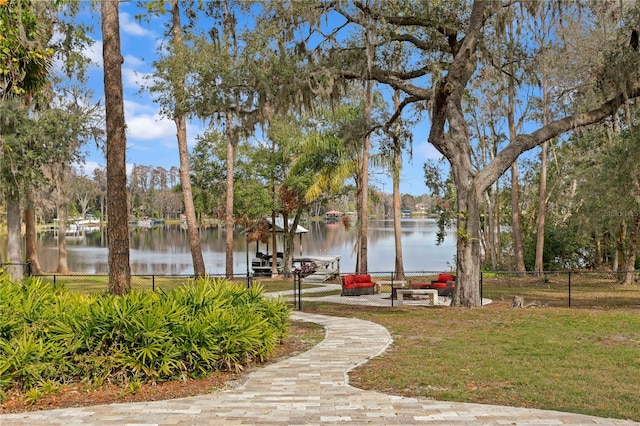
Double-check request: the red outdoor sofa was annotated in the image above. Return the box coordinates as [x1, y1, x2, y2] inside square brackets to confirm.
[410, 273, 456, 296]
[341, 274, 376, 296]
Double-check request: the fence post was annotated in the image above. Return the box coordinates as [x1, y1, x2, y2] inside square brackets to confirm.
[293, 270, 302, 311]
[152, 275, 155, 292]
[298, 270, 302, 310]
[293, 271, 297, 309]
[568, 271, 571, 308]
[480, 272, 483, 302]
[390, 272, 395, 307]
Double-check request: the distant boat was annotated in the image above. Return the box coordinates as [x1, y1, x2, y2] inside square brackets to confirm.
[137, 216, 165, 228]
[52, 216, 101, 235]
[76, 215, 100, 227]
[53, 223, 97, 240]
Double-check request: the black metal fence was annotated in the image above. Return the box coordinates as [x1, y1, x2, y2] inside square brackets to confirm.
[0, 262, 32, 277]
[3, 263, 639, 310]
[482, 270, 640, 309]
[290, 270, 640, 310]
[26, 273, 253, 294]
[294, 270, 455, 309]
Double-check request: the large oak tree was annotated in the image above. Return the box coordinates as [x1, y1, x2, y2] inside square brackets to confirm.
[268, 0, 640, 307]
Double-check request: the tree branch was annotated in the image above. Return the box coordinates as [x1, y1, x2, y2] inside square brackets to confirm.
[429, 1, 489, 151]
[339, 66, 433, 100]
[389, 33, 434, 52]
[476, 85, 640, 193]
[382, 95, 423, 135]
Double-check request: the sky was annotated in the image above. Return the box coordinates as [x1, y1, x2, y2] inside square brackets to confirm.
[77, 3, 443, 197]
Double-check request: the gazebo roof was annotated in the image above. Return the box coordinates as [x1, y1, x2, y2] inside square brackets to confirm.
[266, 217, 309, 234]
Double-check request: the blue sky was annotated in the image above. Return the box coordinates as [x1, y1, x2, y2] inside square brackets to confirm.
[77, 3, 441, 197]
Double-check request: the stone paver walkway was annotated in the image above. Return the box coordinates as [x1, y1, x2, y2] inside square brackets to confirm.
[1, 312, 637, 425]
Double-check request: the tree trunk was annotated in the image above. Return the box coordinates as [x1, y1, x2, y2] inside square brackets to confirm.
[357, 28, 374, 274]
[535, 77, 551, 277]
[170, 0, 205, 278]
[623, 215, 639, 285]
[483, 190, 498, 270]
[482, 100, 500, 271]
[615, 222, 626, 281]
[354, 176, 362, 273]
[450, 179, 482, 308]
[534, 140, 548, 275]
[593, 228, 602, 268]
[24, 188, 42, 274]
[56, 202, 70, 274]
[426, 2, 486, 307]
[102, 0, 131, 295]
[225, 114, 234, 278]
[282, 210, 302, 279]
[391, 90, 405, 280]
[6, 192, 24, 281]
[357, 149, 369, 274]
[176, 116, 205, 278]
[444, 91, 484, 308]
[510, 163, 526, 272]
[100, 195, 105, 227]
[221, 0, 236, 279]
[392, 163, 404, 280]
[507, 71, 526, 272]
[271, 210, 278, 276]
[358, 93, 372, 274]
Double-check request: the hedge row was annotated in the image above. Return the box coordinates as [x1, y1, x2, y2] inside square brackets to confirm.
[0, 275, 290, 397]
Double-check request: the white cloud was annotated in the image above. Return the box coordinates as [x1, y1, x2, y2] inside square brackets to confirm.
[84, 39, 104, 69]
[122, 66, 151, 89]
[124, 54, 146, 68]
[416, 141, 443, 161]
[74, 160, 104, 177]
[123, 98, 155, 115]
[120, 12, 155, 38]
[126, 112, 175, 142]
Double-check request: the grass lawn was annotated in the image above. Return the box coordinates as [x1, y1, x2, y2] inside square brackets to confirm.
[27, 273, 640, 421]
[303, 300, 640, 422]
[33, 274, 322, 294]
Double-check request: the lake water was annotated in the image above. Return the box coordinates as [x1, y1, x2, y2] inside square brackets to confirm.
[26, 218, 456, 275]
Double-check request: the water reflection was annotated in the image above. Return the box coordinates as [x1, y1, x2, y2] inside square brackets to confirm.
[14, 218, 456, 275]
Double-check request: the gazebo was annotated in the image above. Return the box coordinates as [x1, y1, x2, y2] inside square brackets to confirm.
[245, 217, 309, 277]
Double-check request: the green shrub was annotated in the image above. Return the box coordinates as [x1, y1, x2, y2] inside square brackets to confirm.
[0, 273, 291, 393]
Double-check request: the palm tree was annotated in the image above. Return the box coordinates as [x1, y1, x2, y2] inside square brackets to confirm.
[303, 102, 370, 274]
[376, 89, 410, 281]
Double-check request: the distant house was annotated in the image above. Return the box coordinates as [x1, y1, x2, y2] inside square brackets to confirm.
[415, 202, 428, 213]
[325, 210, 342, 223]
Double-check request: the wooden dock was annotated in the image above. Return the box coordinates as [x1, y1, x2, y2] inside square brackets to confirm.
[295, 255, 341, 283]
